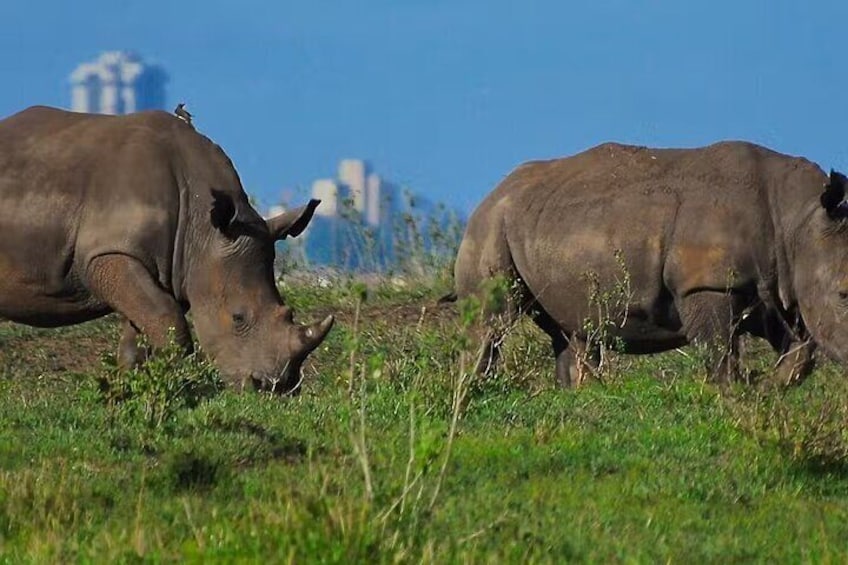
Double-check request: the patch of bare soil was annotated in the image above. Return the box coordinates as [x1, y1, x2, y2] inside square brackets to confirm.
[0, 320, 119, 377]
[0, 299, 460, 378]
[309, 297, 458, 329]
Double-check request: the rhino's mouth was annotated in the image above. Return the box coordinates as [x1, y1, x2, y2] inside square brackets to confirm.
[250, 361, 304, 395]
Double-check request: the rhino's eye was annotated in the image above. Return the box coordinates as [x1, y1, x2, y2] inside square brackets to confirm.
[232, 312, 248, 328]
[839, 291, 848, 302]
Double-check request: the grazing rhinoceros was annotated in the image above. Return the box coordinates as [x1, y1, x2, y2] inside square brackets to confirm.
[0, 106, 333, 392]
[453, 141, 848, 387]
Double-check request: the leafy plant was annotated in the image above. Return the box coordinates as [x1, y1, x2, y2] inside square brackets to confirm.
[97, 333, 223, 431]
[579, 249, 633, 383]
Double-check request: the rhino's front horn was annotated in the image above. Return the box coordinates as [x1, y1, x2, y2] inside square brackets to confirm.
[301, 315, 335, 353]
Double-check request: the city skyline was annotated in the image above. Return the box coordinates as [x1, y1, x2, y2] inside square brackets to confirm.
[270, 157, 454, 269]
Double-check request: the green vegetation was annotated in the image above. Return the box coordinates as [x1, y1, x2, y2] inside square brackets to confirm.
[1, 278, 848, 562]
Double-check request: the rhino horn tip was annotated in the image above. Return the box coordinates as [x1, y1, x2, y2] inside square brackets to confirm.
[302, 315, 334, 351]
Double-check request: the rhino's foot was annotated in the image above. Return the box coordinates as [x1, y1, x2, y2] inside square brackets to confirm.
[678, 291, 746, 386]
[706, 356, 741, 386]
[770, 340, 816, 388]
[473, 329, 503, 376]
[117, 317, 148, 369]
[700, 339, 742, 385]
[553, 335, 598, 388]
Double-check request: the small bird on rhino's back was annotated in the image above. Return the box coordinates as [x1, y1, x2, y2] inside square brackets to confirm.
[174, 102, 193, 126]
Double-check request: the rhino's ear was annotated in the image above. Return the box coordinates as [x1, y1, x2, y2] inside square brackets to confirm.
[210, 189, 237, 231]
[211, 189, 268, 238]
[267, 199, 321, 240]
[821, 169, 848, 219]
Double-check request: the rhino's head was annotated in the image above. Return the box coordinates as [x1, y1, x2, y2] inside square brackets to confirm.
[793, 169, 848, 363]
[185, 190, 334, 393]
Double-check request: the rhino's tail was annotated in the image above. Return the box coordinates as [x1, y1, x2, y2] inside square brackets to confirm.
[438, 291, 458, 304]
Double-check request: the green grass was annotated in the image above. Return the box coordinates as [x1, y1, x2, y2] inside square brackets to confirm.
[1, 281, 848, 562]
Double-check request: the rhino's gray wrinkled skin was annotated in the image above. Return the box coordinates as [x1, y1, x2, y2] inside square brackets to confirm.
[455, 141, 848, 387]
[0, 106, 333, 392]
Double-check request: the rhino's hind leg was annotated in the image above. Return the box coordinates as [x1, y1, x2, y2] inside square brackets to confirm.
[531, 308, 597, 388]
[678, 291, 742, 384]
[548, 333, 600, 388]
[474, 329, 502, 375]
[467, 280, 525, 378]
[87, 255, 193, 357]
[471, 303, 521, 376]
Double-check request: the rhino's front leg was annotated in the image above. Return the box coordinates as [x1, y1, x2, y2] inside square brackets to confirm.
[532, 309, 597, 388]
[87, 255, 193, 359]
[117, 317, 145, 369]
[558, 335, 600, 388]
[773, 338, 816, 387]
[679, 291, 741, 384]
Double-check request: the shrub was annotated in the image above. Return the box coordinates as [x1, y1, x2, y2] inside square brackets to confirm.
[97, 335, 223, 431]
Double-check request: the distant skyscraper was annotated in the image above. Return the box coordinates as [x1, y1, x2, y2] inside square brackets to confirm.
[273, 159, 442, 269]
[269, 158, 466, 270]
[365, 172, 391, 226]
[306, 159, 402, 226]
[69, 51, 167, 115]
[311, 179, 342, 217]
[338, 159, 367, 212]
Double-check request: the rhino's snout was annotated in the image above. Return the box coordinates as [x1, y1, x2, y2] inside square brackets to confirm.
[244, 314, 334, 394]
[251, 359, 304, 395]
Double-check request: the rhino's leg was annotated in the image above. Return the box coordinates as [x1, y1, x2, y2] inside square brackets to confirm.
[678, 291, 741, 383]
[473, 328, 502, 375]
[773, 337, 816, 387]
[550, 335, 601, 388]
[87, 255, 193, 356]
[117, 317, 145, 369]
[564, 336, 600, 387]
[551, 331, 573, 387]
[531, 308, 597, 388]
[470, 285, 524, 377]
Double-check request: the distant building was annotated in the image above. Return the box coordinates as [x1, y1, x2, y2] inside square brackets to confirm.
[270, 159, 462, 271]
[310, 159, 404, 227]
[305, 159, 403, 268]
[69, 51, 167, 114]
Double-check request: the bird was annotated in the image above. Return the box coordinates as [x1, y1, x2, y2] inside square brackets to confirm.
[174, 103, 193, 125]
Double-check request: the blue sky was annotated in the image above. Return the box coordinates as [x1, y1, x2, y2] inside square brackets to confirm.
[1, 1, 846, 214]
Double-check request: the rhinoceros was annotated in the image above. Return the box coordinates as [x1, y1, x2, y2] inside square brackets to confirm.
[0, 106, 333, 391]
[453, 141, 848, 387]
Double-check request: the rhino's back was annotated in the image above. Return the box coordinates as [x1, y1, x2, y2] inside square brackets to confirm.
[500, 140, 788, 201]
[0, 107, 189, 324]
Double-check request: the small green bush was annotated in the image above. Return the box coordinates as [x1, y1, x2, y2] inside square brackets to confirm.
[97, 335, 223, 431]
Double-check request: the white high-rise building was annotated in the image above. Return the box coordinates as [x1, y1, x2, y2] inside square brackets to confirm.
[366, 172, 399, 227]
[311, 179, 342, 217]
[69, 51, 167, 115]
[310, 159, 400, 225]
[338, 159, 367, 212]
